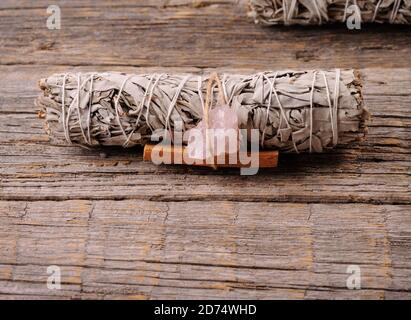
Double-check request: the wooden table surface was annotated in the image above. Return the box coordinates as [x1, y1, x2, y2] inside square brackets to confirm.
[0, 0, 410, 299]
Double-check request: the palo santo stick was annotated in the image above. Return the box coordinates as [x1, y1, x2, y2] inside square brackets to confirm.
[143, 144, 278, 168]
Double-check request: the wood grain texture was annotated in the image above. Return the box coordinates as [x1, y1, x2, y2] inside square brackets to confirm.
[0, 200, 410, 299]
[0, 0, 410, 69]
[0, 0, 410, 299]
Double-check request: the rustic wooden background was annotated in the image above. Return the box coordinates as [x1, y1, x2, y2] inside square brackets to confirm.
[0, 0, 410, 299]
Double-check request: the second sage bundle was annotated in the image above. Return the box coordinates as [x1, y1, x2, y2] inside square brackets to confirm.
[249, 0, 411, 25]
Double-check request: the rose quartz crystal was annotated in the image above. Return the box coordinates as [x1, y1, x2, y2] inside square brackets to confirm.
[187, 105, 240, 160]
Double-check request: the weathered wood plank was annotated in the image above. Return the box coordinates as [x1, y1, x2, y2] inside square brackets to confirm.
[0, 1, 410, 68]
[1, 172, 409, 203]
[0, 200, 410, 299]
[0, 66, 408, 204]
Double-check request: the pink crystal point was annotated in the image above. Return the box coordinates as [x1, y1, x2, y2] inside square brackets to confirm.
[187, 104, 240, 160]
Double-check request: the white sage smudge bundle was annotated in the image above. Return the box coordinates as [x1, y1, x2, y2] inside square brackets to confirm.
[249, 0, 411, 25]
[36, 70, 367, 153]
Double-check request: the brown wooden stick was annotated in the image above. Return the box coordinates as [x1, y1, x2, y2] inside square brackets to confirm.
[143, 144, 278, 168]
